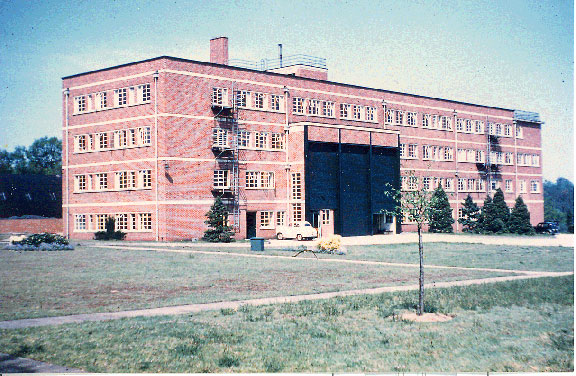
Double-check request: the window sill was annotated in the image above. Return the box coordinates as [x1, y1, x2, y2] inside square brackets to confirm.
[245, 187, 275, 190]
[73, 144, 151, 154]
[74, 187, 153, 194]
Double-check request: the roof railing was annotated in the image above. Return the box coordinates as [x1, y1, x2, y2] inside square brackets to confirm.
[229, 54, 327, 71]
[514, 110, 541, 123]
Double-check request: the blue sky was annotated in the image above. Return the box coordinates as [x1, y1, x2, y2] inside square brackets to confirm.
[0, 0, 573, 182]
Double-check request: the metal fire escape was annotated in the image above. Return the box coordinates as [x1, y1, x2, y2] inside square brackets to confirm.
[211, 85, 241, 231]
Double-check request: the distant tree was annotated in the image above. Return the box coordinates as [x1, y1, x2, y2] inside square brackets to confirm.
[491, 188, 510, 233]
[544, 178, 574, 232]
[203, 197, 235, 242]
[459, 195, 481, 233]
[0, 137, 61, 175]
[508, 196, 535, 235]
[428, 186, 454, 233]
[382, 172, 441, 315]
[567, 211, 574, 234]
[27, 137, 62, 174]
[0, 150, 12, 173]
[479, 195, 506, 234]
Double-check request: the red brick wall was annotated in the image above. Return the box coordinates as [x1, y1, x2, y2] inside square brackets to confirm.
[0, 219, 63, 234]
[61, 55, 544, 239]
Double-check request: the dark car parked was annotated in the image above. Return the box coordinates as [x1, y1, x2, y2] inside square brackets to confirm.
[534, 221, 560, 234]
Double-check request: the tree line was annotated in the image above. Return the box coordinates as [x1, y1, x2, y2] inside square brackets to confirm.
[0, 137, 62, 175]
[543, 178, 574, 233]
[426, 186, 536, 235]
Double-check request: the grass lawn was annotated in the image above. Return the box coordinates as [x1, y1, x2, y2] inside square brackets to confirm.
[0, 246, 510, 321]
[108, 241, 574, 272]
[0, 276, 572, 372]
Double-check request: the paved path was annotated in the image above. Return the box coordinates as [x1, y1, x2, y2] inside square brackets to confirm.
[93, 244, 565, 276]
[0, 353, 83, 373]
[90, 233, 574, 248]
[1, 271, 571, 330]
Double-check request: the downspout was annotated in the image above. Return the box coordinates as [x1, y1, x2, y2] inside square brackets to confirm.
[284, 86, 290, 222]
[513, 119, 518, 198]
[64, 88, 70, 238]
[153, 71, 160, 241]
[453, 110, 459, 231]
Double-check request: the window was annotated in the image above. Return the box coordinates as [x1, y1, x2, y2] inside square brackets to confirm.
[116, 214, 128, 230]
[212, 87, 227, 106]
[441, 116, 452, 130]
[74, 96, 86, 113]
[75, 215, 86, 230]
[270, 94, 282, 111]
[444, 178, 454, 192]
[259, 211, 273, 229]
[271, 133, 284, 150]
[75, 175, 87, 192]
[253, 92, 265, 109]
[407, 112, 417, 126]
[352, 105, 362, 120]
[95, 92, 107, 110]
[254, 132, 268, 149]
[423, 177, 431, 191]
[292, 203, 303, 222]
[276, 211, 286, 227]
[422, 114, 431, 128]
[75, 135, 87, 152]
[422, 145, 431, 160]
[138, 127, 151, 145]
[116, 171, 129, 189]
[291, 173, 302, 200]
[516, 125, 523, 139]
[519, 180, 527, 193]
[386, 109, 394, 124]
[96, 214, 108, 231]
[246, 171, 274, 189]
[475, 150, 485, 163]
[465, 119, 472, 133]
[96, 173, 108, 190]
[488, 122, 495, 135]
[395, 111, 404, 125]
[504, 124, 512, 137]
[495, 123, 502, 136]
[456, 118, 464, 132]
[366, 107, 375, 121]
[319, 209, 331, 225]
[115, 88, 127, 106]
[213, 170, 230, 189]
[140, 170, 152, 188]
[530, 180, 540, 193]
[458, 178, 465, 192]
[323, 101, 335, 117]
[490, 180, 499, 191]
[444, 147, 454, 161]
[505, 180, 513, 192]
[308, 99, 320, 115]
[505, 152, 513, 165]
[467, 179, 475, 191]
[399, 143, 407, 158]
[212, 128, 229, 148]
[532, 154, 540, 167]
[475, 120, 484, 134]
[139, 213, 152, 230]
[236, 90, 247, 107]
[137, 84, 151, 103]
[407, 144, 418, 159]
[293, 97, 304, 114]
[113, 130, 125, 148]
[340, 103, 351, 119]
[407, 176, 418, 191]
[238, 130, 251, 147]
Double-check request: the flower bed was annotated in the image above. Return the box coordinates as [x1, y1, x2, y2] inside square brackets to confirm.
[4, 233, 74, 251]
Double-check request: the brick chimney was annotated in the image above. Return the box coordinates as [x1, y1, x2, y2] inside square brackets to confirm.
[210, 37, 228, 65]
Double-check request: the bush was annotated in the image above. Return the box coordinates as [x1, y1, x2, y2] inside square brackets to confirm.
[4, 233, 74, 251]
[94, 217, 126, 240]
[316, 234, 347, 255]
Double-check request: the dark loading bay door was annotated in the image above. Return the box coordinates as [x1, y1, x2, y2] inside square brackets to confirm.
[246, 211, 257, 239]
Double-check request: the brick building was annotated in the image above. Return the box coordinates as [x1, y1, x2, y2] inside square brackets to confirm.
[62, 37, 543, 240]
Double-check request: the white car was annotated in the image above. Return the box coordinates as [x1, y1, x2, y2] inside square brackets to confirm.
[276, 221, 318, 241]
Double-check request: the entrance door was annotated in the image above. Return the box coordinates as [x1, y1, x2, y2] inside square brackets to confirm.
[246, 212, 257, 239]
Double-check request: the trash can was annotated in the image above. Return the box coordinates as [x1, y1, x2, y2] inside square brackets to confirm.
[250, 237, 265, 252]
